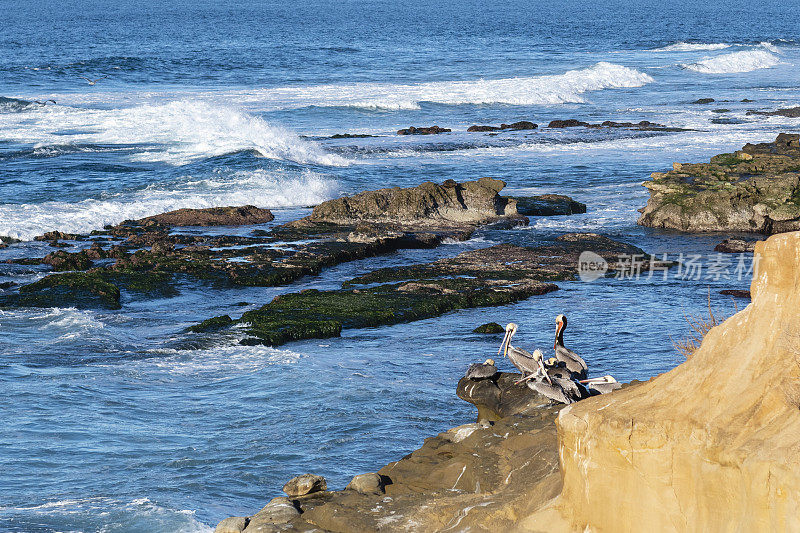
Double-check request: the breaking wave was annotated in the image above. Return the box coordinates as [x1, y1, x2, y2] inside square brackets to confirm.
[651, 42, 730, 52]
[683, 49, 781, 73]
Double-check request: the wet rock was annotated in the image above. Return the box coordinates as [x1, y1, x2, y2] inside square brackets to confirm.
[473, 322, 504, 334]
[500, 120, 538, 130]
[746, 106, 800, 118]
[714, 238, 759, 253]
[346, 473, 385, 494]
[300, 177, 520, 227]
[467, 124, 502, 132]
[638, 133, 800, 233]
[139, 205, 274, 227]
[214, 516, 248, 533]
[692, 98, 715, 104]
[720, 289, 750, 298]
[548, 119, 590, 128]
[2, 272, 121, 310]
[328, 133, 376, 139]
[396, 125, 451, 135]
[42, 250, 92, 271]
[34, 231, 79, 242]
[514, 194, 587, 216]
[187, 314, 233, 333]
[712, 108, 731, 113]
[283, 474, 327, 497]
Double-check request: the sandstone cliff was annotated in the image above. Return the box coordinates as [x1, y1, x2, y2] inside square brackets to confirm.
[524, 230, 800, 532]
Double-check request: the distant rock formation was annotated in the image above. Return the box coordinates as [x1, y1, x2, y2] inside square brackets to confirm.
[139, 205, 274, 226]
[638, 133, 800, 233]
[396, 125, 451, 135]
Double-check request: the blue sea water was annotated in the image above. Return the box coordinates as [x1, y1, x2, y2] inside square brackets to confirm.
[1, 0, 799, 530]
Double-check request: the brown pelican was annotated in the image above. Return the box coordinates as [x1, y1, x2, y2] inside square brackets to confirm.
[465, 359, 498, 380]
[554, 314, 588, 380]
[79, 75, 108, 85]
[498, 323, 541, 380]
[580, 375, 621, 394]
[523, 355, 589, 404]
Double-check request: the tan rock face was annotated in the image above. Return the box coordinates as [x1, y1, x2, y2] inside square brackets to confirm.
[539, 230, 800, 532]
[282, 474, 327, 497]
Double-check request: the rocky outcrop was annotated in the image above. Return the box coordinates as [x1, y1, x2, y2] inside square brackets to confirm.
[283, 474, 327, 497]
[638, 133, 800, 233]
[692, 97, 715, 104]
[547, 119, 671, 130]
[301, 177, 520, 228]
[396, 125, 451, 135]
[216, 402, 563, 533]
[468, 121, 538, 132]
[523, 230, 800, 531]
[513, 194, 587, 216]
[193, 234, 658, 346]
[139, 205, 274, 226]
[0, 272, 121, 310]
[746, 106, 800, 118]
[472, 322, 504, 334]
[714, 237, 759, 253]
[457, 372, 552, 422]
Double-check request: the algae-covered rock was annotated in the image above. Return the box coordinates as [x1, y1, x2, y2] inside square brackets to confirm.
[638, 133, 800, 233]
[187, 315, 233, 333]
[138, 205, 274, 226]
[4, 272, 121, 310]
[42, 250, 92, 271]
[472, 322, 504, 334]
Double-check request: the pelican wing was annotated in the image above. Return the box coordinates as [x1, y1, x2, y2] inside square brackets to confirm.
[507, 346, 539, 375]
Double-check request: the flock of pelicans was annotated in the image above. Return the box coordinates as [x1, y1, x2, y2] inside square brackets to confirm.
[465, 314, 621, 404]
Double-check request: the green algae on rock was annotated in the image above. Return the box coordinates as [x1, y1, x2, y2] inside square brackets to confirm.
[472, 322, 505, 334]
[3, 272, 121, 310]
[638, 133, 800, 233]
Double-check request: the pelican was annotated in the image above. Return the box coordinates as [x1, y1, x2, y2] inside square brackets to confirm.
[580, 375, 621, 394]
[522, 355, 589, 404]
[554, 314, 588, 380]
[465, 359, 498, 380]
[498, 323, 541, 380]
[79, 75, 108, 85]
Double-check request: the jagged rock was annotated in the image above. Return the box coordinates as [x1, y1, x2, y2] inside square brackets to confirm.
[514, 194, 587, 216]
[214, 516, 248, 533]
[527, 231, 800, 531]
[746, 106, 800, 118]
[1, 272, 121, 310]
[472, 322, 504, 334]
[720, 289, 750, 298]
[500, 120, 538, 130]
[346, 473, 385, 494]
[34, 231, 79, 242]
[548, 119, 590, 128]
[283, 474, 327, 497]
[692, 97, 715, 104]
[138, 205, 274, 227]
[638, 133, 800, 233]
[467, 125, 502, 132]
[42, 250, 92, 271]
[715, 238, 759, 253]
[396, 125, 451, 135]
[301, 177, 520, 227]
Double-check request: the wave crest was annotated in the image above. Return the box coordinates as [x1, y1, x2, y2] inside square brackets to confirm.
[0, 169, 339, 241]
[684, 49, 780, 73]
[651, 42, 730, 52]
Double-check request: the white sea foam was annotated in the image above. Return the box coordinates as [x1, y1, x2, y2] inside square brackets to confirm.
[0, 100, 348, 166]
[0, 168, 339, 241]
[683, 49, 781, 73]
[143, 343, 302, 376]
[232, 62, 654, 110]
[651, 42, 730, 52]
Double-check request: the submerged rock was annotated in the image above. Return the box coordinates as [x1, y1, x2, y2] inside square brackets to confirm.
[547, 118, 674, 131]
[472, 322, 504, 334]
[283, 474, 327, 497]
[638, 133, 800, 233]
[396, 125, 451, 135]
[138, 205, 274, 227]
[467, 121, 538, 132]
[714, 238, 759, 253]
[1, 272, 121, 310]
[467, 124, 502, 132]
[720, 289, 750, 298]
[548, 119, 590, 128]
[513, 194, 587, 216]
[692, 97, 715, 104]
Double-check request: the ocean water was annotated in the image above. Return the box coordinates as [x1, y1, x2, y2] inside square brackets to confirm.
[1, 0, 799, 530]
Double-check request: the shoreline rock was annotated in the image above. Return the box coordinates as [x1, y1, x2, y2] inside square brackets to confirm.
[513, 194, 587, 216]
[138, 205, 275, 227]
[638, 133, 800, 233]
[396, 125, 451, 135]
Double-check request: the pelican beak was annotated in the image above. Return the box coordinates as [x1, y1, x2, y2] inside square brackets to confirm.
[497, 330, 509, 357]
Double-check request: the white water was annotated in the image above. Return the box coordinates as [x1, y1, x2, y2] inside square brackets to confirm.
[0, 169, 339, 241]
[651, 42, 730, 52]
[684, 49, 781, 73]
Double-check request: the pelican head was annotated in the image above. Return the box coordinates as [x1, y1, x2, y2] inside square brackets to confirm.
[555, 314, 567, 349]
[484, 358, 496, 366]
[497, 323, 518, 358]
